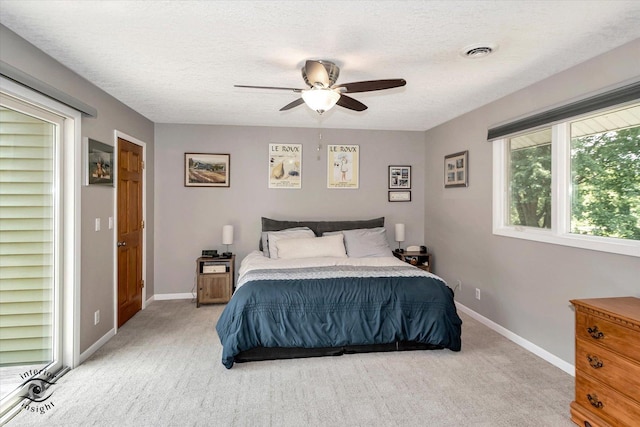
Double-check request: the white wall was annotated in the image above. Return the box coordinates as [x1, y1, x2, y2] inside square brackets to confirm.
[424, 39, 640, 365]
[154, 124, 426, 295]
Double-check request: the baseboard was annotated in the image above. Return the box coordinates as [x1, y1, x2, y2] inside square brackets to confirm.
[153, 292, 194, 301]
[79, 328, 115, 364]
[455, 302, 575, 376]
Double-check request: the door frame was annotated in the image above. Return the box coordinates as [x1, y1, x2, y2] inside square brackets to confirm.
[113, 130, 147, 332]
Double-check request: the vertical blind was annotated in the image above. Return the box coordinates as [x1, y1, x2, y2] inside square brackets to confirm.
[0, 105, 54, 365]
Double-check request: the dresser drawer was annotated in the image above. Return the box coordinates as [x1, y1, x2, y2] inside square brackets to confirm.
[576, 310, 640, 363]
[576, 338, 640, 402]
[575, 373, 640, 427]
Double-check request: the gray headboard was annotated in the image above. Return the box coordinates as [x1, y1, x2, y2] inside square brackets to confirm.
[259, 217, 385, 250]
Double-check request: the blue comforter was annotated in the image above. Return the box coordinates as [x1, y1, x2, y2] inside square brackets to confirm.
[216, 265, 462, 368]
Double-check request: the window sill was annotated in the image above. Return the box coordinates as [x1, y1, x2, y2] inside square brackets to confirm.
[493, 226, 640, 258]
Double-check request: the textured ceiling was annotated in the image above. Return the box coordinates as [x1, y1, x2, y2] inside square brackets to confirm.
[1, 1, 639, 131]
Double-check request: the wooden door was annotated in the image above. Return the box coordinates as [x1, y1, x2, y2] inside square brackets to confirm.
[117, 137, 143, 327]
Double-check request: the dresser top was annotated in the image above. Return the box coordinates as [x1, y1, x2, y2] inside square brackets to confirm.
[571, 297, 640, 325]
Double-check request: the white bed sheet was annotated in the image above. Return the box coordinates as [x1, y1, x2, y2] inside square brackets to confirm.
[237, 250, 414, 288]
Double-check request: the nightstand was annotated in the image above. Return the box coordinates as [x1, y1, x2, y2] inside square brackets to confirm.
[195, 255, 235, 307]
[393, 250, 432, 273]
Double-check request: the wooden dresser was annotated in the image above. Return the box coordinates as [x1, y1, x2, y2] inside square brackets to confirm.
[570, 297, 640, 427]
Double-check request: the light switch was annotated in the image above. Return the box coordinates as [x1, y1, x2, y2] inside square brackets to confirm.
[95, 218, 101, 231]
[108, 216, 114, 229]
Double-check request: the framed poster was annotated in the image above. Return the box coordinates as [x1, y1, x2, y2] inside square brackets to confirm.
[87, 138, 114, 186]
[444, 150, 468, 188]
[388, 165, 411, 189]
[269, 143, 301, 189]
[184, 153, 230, 187]
[327, 144, 359, 189]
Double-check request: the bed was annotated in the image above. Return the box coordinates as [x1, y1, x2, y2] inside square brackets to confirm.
[215, 217, 462, 369]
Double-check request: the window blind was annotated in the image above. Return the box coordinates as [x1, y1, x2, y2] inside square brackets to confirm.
[487, 81, 640, 141]
[0, 106, 54, 365]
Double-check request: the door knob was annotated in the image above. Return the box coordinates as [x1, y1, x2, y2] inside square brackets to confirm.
[117, 241, 127, 247]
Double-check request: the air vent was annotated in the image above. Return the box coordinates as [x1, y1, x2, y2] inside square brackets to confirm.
[460, 44, 497, 59]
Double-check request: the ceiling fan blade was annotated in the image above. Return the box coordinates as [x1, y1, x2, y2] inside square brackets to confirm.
[304, 60, 331, 88]
[334, 79, 406, 93]
[336, 95, 367, 111]
[235, 85, 303, 93]
[279, 98, 306, 111]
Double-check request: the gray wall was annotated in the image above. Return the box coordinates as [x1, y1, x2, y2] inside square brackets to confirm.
[0, 25, 155, 353]
[153, 125, 426, 295]
[4, 21, 638, 368]
[424, 38, 640, 365]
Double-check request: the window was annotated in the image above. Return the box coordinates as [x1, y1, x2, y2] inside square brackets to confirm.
[493, 102, 640, 257]
[0, 79, 80, 423]
[570, 106, 640, 240]
[508, 128, 552, 229]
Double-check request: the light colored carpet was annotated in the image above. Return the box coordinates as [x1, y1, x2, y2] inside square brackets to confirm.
[7, 299, 574, 426]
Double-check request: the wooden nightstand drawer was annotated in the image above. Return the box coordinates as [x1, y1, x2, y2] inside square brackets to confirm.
[576, 338, 640, 402]
[575, 372, 640, 427]
[196, 256, 235, 307]
[576, 310, 640, 363]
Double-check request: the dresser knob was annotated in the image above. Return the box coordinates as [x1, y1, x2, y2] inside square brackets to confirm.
[586, 326, 604, 339]
[586, 354, 603, 369]
[587, 393, 603, 409]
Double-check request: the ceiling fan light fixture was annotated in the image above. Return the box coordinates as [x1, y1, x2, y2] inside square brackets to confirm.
[301, 88, 340, 114]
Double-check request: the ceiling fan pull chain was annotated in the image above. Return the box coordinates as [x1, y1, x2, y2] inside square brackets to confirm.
[317, 119, 323, 161]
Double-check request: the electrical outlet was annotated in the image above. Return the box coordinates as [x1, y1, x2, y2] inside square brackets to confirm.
[456, 279, 462, 290]
[94, 310, 100, 325]
[95, 218, 101, 231]
[475, 288, 481, 300]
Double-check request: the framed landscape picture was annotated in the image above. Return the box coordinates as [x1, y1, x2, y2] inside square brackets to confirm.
[444, 150, 468, 188]
[185, 153, 230, 187]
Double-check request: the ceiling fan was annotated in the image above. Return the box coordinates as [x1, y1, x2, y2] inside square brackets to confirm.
[235, 60, 406, 114]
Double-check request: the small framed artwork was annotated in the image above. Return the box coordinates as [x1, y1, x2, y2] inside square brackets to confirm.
[388, 191, 411, 202]
[444, 150, 469, 188]
[86, 138, 114, 186]
[185, 153, 230, 187]
[388, 165, 411, 189]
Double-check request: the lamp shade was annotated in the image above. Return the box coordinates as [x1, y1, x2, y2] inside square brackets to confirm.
[301, 88, 340, 113]
[222, 225, 234, 245]
[395, 223, 405, 242]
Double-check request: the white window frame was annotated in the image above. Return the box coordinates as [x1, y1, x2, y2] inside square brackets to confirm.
[492, 106, 640, 258]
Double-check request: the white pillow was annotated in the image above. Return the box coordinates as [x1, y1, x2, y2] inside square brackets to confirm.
[276, 234, 347, 260]
[267, 228, 315, 259]
[341, 227, 393, 258]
